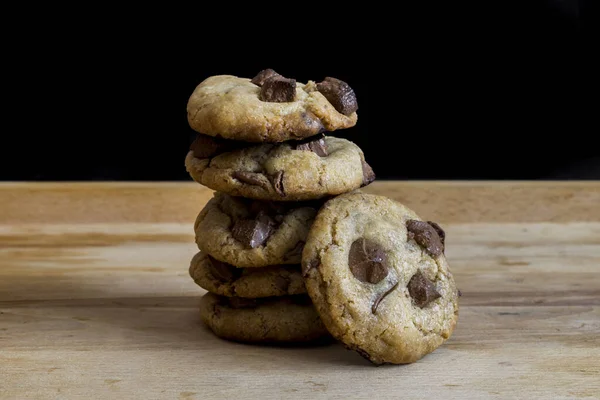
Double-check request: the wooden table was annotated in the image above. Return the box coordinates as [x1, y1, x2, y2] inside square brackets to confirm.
[1, 182, 599, 399]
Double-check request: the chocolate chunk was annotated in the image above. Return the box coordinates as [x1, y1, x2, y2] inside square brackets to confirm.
[406, 220, 444, 257]
[259, 76, 296, 102]
[427, 221, 445, 248]
[251, 69, 281, 86]
[274, 275, 290, 292]
[316, 77, 358, 115]
[232, 171, 272, 192]
[207, 256, 242, 283]
[302, 257, 320, 277]
[348, 238, 389, 284]
[295, 136, 328, 157]
[361, 159, 376, 187]
[458, 289, 462, 297]
[371, 282, 399, 314]
[190, 134, 226, 159]
[407, 270, 441, 308]
[231, 213, 275, 249]
[272, 170, 286, 196]
[301, 111, 325, 133]
[228, 297, 259, 309]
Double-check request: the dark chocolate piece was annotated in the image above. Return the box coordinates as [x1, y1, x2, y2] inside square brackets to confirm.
[372, 282, 399, 314]
[251, 69, 281, 86]
[407, 270, 441, 308]
[406, 220, 444, 257]
[427, 221, 445, 249]
[316, 77, 358, 115]
[259, 76, 296, 102]
[295, 136, 328, 157]
[231, 214, 275, 249]
[360, 159, 376, 187]
[348, 238, 389, 284]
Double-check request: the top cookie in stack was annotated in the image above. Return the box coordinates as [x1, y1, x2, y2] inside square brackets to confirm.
[187, 68, 357, 142]
[185, 69, 375, 201]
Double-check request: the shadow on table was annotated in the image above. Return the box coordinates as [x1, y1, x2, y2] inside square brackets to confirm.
[0, 271, 371, 366]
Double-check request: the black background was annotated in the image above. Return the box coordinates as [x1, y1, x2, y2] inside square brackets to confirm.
[4, 1, 597, 181]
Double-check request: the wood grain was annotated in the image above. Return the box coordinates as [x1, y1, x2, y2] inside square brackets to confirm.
[1, 183, 599, 399]
[0, 181, 598, 224]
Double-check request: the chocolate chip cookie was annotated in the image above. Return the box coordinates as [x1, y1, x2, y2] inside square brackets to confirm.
[187, 70, 358, 143]
[194, 192, 319, 267]
[185, 135, 375, 201]
[199, 293, 330, 343]
[302, 192, 459, 364]
[189, 252, 305, 298]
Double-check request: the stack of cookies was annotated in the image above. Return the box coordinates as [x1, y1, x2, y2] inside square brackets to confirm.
[184, 69, 371, 344]
[185, 69, 460, 364]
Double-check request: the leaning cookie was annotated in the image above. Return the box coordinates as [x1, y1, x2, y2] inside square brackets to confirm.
[199, 293, 330, 343]
[189, 252, 305, 298]
[194, 193, 319, 267]
[187, 69, 358, 143]
[185, 135, 375, 201]
[302, 192, 459, 364]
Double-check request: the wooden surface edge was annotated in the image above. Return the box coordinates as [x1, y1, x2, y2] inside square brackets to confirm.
[0, 181, 598, 223]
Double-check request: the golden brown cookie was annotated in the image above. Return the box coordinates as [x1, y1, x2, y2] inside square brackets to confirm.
[199, 293, 330, 343]
[186, 71, 358, 143]
[194, 193, 319, 267]
[302, 192, 460, 364]
[185, 135, 375, 201]
[189, 252, 305, 298]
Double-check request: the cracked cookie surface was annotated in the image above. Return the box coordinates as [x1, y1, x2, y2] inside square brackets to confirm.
[185, 136, 375, 201]
[199, 293, 330, 343]
[194, 193, 319, 267]
[302, 192, 459, 364]
[189, 252, 305, 298]
[186, 75, 357, 142]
